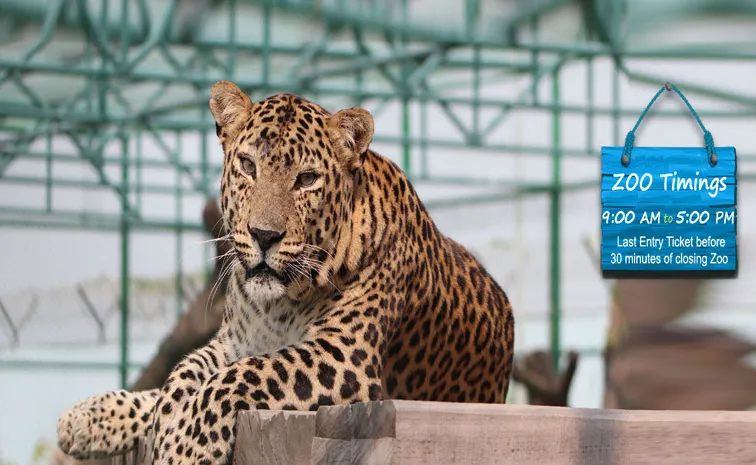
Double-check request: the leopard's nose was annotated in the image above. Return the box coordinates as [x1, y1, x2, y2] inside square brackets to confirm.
[248, 226, 285, 252]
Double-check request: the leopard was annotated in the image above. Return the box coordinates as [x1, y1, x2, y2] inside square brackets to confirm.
[56, 80, 515, 465]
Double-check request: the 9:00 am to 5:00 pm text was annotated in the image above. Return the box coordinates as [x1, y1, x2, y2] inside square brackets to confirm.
[602, 209, 735, 225]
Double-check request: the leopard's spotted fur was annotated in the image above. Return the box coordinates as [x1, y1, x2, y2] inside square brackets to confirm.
[57, 80, 515, 465]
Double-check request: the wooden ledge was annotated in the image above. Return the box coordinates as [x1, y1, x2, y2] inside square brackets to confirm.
[114, 401, 756, 464]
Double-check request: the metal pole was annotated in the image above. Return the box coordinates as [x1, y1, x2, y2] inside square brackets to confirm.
[549, 65, 562, 370]
[118, 0, 131, 390]
[420, 99, 428, 179]
[200, 99, 212, 285]
[400, 0, 411, 176]
[119, 134, 131, 389]
[613, 60, 621, 145]
[175, 131, 184, 317]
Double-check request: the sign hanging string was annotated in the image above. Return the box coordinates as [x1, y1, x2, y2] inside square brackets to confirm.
[621, 82, 718, 168]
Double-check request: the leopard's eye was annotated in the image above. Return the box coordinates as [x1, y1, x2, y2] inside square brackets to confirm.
[295, 171, 319, 189]
[240, 158, 256, 179]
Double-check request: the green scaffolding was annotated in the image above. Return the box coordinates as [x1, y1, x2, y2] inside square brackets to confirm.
[1, 0, 756, 388]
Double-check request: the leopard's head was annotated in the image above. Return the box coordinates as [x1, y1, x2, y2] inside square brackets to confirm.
[209, 80, 374, 303]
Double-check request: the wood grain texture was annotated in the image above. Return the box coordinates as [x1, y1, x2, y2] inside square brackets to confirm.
[111, 401, 756, 465]
[232, 409, 316, 465]
[312, 401, 396, 465]
[394, 401, 756, 465]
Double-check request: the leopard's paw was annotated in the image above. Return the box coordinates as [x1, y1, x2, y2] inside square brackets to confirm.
[57, 390, 153, 459]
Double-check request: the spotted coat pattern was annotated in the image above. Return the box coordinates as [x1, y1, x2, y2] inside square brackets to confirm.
[57, 80, 515, 465]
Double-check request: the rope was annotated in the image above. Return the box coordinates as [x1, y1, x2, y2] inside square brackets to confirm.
[620, 82, 718, 167]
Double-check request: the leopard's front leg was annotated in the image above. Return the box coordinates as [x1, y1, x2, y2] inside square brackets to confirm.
[57, 389, 160, 459]
[57, 339, 226, 460]
[150, 338, 228, 462]
[151, 304, 396, 465]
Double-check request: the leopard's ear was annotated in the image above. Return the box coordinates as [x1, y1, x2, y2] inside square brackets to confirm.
[209, 80, 253, 145]
[328, 107, 374, 169]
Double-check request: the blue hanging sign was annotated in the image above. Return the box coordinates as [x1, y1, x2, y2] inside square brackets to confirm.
[601, 83, 737, 278]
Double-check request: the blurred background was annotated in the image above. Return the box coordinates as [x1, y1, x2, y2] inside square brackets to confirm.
[1, 0, 756, 463]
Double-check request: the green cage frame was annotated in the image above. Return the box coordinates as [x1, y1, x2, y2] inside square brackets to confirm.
[1, 0, 756, 389]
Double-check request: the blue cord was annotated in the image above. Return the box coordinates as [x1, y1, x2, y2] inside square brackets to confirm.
[620, 83, 718, 167]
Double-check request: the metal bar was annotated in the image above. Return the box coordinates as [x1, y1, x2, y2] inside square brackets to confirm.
[472, 45, 481, 137]
[419, 98, 429, 179]
[299, 46, 436, 82]
[414, 176, 566, 189]
[143, 125, 208, 194]
[0, 0, 147, 44]
[0, 215, 205, 232]
[8, 94, 755, 126]
[0, 298, 19, 347]
[399, 0, 411, 176]
[45, 125, 53, 211]
[284, 28, 333, 80]
[120, 0, 130, 61]
[199, 75, 213, 284]
[10, 73, 46, 108]
[63, 130, 127, 199]
[0, 151, 224, 170]
[405, 48, 447, 89]
[417, 82, 472, 141]
[0, 360, 147, 371]
[0, 0, 67, 85]
[482, 56, 573, 138]
[123, 0, 179, 72]
[229, 0, 238, 77]
[136, 129, 143, 213]
[175, 131, 184, 318]
[119, 135, 131, 389]
[238, 0, 571, 47]
[586, 57, 594, 152]
[620, 63, 756, 107]
[0, 119, 53, 178]
[529, 15, 540, 105]
[351, 26, 403, 91]
[549, 66, 562, 370]
[241, 0, 477, 44]
[507, 0, 571, 34]
[260, 1, 270, 89]
[503, 41, 756, 60]
[612, 60, 621, 145]
[76, 285, 106, 344]
[0, 53, 544, 84]
[0, 175, 221, 194]
[464, 0, 480, 38]
[422, 179, 598, 210]
[75, 0, 117, 66]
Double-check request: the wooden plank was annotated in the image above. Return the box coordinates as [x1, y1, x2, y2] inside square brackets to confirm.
[314, 401, 756, 465]
[110, 436, 153, 465]
[110, 410, 317, 465]
[109, 401, 756, 464]
[233, 409, 316, 465]
[137, 433, 154, 465]
[109, 440, 142, 465]
[312, 401, 396, 465]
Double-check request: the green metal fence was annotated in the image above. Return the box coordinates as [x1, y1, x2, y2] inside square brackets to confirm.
[1, 0, 756, 387]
